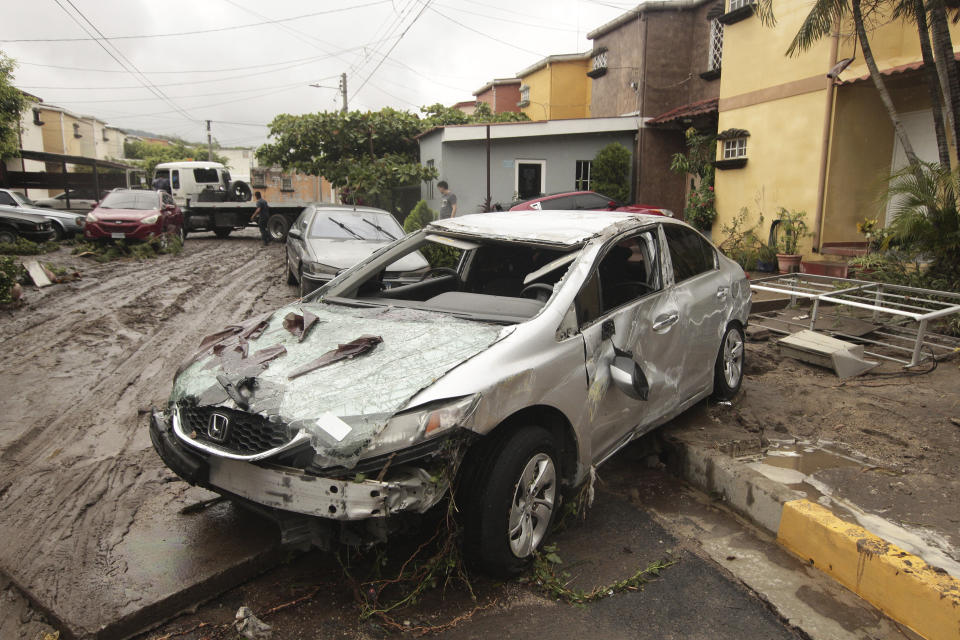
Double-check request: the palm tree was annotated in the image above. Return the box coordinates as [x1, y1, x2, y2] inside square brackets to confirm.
[885, 160, 960, 285]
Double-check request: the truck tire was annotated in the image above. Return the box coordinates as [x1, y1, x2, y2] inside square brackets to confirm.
[213, 228, 232, 239]
[229, 181, 252, 202]
[267, 214, 290, 241]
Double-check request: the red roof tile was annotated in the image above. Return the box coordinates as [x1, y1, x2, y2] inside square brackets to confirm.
[647, 97, 719, 125]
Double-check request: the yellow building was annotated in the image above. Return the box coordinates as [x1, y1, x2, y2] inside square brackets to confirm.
[713, 0, 960, 259]
[516, 53, 592, 121]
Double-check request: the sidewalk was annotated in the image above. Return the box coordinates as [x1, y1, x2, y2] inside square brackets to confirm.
[658, 338, 960, 640]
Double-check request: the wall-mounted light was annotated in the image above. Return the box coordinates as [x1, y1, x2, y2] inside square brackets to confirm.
[826, 57, 854, 80]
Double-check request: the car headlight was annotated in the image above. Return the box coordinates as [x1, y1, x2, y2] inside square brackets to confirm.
[141, 214, 159, 224]
[75, 215, 85, 227]
[86, 212, 99, 223]
[303, 261, 339, 277]
[314, 394, 481, 464]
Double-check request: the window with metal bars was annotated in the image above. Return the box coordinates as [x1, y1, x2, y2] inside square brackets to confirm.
[592, 51, 607, 72]
[708, 19, 724, 71]
[575, 160, 592, 191]
[728, 0, 754, 11]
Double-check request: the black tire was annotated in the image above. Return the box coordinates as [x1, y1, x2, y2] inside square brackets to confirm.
[460, 426, 560, 577]
[298, 267, 306, 298]
[267, 214, 290, 242]
[50, 223, 65, 242]
[213, 228, 232, 239]
[0, 227, 17, 244]
[712, 323, 745, 400]
[229, 180, 252, 202]
[286, 263, 297, 285]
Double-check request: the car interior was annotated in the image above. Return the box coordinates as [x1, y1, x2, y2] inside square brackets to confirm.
[336, 236, 579, 322]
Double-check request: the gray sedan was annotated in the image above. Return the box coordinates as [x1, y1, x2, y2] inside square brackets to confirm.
[285, 205, 429, 296]
[0, 189, 84, 239]
[151, 210, 750, 576]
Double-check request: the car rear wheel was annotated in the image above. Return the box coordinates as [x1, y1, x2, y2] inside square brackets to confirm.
[213, 228, 232, 239]
[50, 223, 65, 242]
[0, 227, 17, 244]
[286, 263, 297, 286]
[712, 323, 745, 400]
[460, 426, 559, 576]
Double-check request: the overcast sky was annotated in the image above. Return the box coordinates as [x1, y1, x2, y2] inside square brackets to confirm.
[0, 0, 635, 149]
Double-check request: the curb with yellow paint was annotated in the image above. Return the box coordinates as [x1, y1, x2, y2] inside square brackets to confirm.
[777, 500, 960, 640]
[664, 437, 960, 640]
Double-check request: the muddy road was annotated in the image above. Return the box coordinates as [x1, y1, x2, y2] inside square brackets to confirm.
[0, 230, 294, 638]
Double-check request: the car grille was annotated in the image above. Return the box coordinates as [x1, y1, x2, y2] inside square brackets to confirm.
[178, 406, 293, 455]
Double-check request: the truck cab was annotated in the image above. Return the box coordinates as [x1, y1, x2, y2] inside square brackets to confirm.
[154, 161, 249, 207]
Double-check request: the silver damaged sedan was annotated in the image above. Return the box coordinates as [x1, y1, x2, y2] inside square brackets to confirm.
[150, 210, 750, 575]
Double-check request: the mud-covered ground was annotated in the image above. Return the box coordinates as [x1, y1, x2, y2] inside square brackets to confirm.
[0, 231, 957, 638]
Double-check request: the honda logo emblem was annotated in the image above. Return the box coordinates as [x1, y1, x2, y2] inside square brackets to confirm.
[208, 413, 229, 442]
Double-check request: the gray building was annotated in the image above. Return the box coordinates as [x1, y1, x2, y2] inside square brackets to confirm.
[416, 117, 641, 215]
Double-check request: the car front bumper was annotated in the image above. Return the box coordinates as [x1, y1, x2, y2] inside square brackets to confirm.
[149, 410, 446, 521]
[17, 228, 56, 242]
[85, 220, 164, 241]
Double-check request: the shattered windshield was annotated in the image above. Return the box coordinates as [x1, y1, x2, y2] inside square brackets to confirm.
[99, 191, 159, 210]
[322, 231, 581, 323]
[309, 211, 403, 241]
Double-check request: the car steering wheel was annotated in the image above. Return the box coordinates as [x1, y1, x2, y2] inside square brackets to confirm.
[520, 283, 554, 302]
[418, 267, 460, 283]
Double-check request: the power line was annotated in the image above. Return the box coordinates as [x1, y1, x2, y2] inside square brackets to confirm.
[432, 2, 581, 32]
[15, 53, 338, 75]
[428, 5, 546, 58]
[51, 0, 194, 122]
[353, 0, 433, 98]
[1, 0, 391, 43]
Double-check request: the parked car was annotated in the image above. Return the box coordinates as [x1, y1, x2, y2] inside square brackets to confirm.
[150, 210, 749, 575]
[84, 189, 184, 243]
[33, 189, 101, 212]
[509, 190, 673, 216]
[0, 189, 85, 240]
[0, 206, 56, 244]
[285, 205, 429, 297]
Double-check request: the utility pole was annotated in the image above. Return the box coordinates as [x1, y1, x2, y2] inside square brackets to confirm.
[206, 120, 212, 161]
[339, 73, 348, 113]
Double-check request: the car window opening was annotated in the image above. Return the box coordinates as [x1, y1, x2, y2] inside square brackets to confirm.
[330, 234, 580, 323]
[576, 230, 662, 325]
[99, 191, 159, 210]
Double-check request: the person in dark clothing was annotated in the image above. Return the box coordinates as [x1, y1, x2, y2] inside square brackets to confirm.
[251, 191, 271, 245]
[151, 175, 172, 194]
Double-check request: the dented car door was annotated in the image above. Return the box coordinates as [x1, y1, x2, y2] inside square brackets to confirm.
[577, 229, 687, 463]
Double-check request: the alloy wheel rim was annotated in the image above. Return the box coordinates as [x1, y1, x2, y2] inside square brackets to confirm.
[723, 330, 743, 388]
[508, 453, 556, 559]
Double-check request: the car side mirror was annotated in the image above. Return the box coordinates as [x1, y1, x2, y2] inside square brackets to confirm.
[288, 227, 302, 240]
[610, 352, 650, 401]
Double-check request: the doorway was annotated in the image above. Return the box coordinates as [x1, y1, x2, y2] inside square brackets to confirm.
[515, 159, 546, 199]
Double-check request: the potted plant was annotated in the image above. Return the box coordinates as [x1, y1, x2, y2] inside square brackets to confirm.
[774, 208, 809, 273]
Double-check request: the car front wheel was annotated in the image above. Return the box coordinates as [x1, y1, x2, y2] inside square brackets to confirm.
[0, 227, 16, 244]
[461, 426, 559, 576]
[712, 322, 745, 400]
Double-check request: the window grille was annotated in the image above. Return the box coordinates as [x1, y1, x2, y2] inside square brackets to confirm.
[728, 0, 754, 11]
[708, 19, 724, 71]
[592, 51, 608, 72]
[519, 85, 530, 107]
[575, 160, 592, 191]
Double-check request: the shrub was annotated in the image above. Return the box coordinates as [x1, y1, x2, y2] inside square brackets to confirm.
[0, 237, 60, 255]
[402, 200, 459, 268]
[72, 233, 182, 263]
[0, 255, 25, 303]
[592, 143, 632, 203]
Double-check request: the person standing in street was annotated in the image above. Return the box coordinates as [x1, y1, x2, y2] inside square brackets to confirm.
[438, 181, 457, 219]
[250, 191, 271, 246]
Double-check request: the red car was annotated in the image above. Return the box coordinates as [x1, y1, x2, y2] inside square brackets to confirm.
[508, 190, 672, 216]
[84, 189, 185, 243]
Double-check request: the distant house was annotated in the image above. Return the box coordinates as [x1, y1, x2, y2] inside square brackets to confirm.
[516, 53, 592, 121]
[586, 0, 723, 217]
[416, 117, 641, 214]
[249, 165, 334, 204]
[451, 100, 478, 116]
[472, 78, 522, 115]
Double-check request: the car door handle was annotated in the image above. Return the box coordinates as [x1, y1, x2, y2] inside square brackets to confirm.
[652, 312, 679, 331]
[717, 286, 729, 299]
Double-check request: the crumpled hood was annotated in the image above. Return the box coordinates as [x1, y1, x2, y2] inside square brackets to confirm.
[171, 302, 503, 463]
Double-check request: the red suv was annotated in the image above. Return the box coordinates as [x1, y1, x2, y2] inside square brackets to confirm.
[508, 190, 672, 216]
[85, 189, 185, 243]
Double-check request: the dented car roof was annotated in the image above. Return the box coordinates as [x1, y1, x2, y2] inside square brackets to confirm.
[428, 210, 667, 247]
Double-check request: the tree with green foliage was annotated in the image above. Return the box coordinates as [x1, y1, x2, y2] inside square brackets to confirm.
[258, 107, 437, 206]
[419, 101, 531, 129]
[670, 128, 718, 231]
[0, 50, 27, 161]
[591, 142, 631, 203]
[123, 139, 229, 175]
